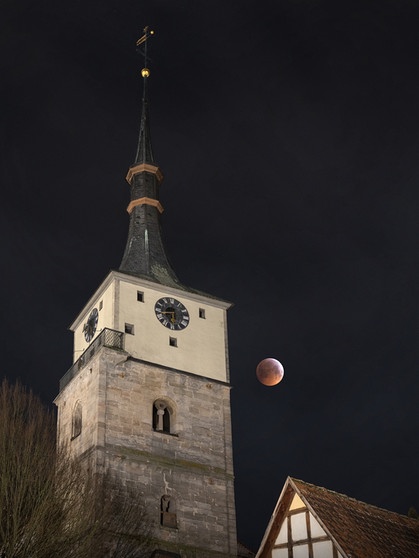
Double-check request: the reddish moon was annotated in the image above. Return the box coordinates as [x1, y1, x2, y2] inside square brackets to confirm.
[256, 358, 284, 386]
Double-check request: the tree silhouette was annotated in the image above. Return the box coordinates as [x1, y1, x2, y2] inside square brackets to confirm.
[0, 379, 152, 558]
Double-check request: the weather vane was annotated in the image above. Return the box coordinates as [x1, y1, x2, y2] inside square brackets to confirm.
[136, 26, 155, 78]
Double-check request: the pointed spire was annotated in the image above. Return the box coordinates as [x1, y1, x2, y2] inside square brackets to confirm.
[119, 28, 181, 288]
[134, 63, 154, 164]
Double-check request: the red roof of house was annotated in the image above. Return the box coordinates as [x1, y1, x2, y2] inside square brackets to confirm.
[257, 477, 419, 558]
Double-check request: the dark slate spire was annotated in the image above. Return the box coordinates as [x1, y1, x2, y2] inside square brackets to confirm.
[119, 28, 181, 288]
[134, 76, 154, 164]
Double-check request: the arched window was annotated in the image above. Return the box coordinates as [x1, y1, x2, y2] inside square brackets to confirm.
[153, 400, 171, 433]
[71, 401, 82, 439]
[160, 495, 177, 528]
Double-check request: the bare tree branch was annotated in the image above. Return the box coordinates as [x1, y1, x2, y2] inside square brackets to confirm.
[0, 379, 152, 558]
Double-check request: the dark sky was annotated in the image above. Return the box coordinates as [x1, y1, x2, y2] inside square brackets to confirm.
[1, 0, 418, 551]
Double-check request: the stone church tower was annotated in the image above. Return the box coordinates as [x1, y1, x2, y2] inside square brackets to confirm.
[54, 30, 237, 558]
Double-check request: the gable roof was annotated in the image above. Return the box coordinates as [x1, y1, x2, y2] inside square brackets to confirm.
[256, 477, 419, 558]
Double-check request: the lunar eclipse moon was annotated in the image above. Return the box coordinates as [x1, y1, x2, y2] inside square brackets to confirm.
[256, 358, 284, 387]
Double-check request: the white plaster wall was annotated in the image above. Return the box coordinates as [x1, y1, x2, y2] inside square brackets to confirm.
[272, 549, 288, 558]
[313, 540, 334, 558]
[276, 520, 287, 543]
[291, 513, 307, 541]
[70, 272, 230, 382]
[293, 544, 309, 558]
[310, 513, 326, 538]
[73, 281, 115, 362]
[117, 279, 229, 382]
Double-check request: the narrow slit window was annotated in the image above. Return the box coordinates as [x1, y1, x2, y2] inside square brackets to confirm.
[99, 300, 103, 310]
[199, 308, 206, 319]
[161, 495, 177, 528]
[169, 337, 177, 347]
[71, 402, 82, 440]
[125, 323, 134, 335]
[137, 291, 144, 302]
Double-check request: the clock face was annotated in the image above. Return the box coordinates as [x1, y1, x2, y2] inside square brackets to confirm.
[83, 308, 99, 342]
[154, 297, 190, 330]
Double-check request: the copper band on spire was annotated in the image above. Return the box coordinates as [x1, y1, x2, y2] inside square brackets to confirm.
[125, 163, 163, 185]
[126, 197, 164, 214]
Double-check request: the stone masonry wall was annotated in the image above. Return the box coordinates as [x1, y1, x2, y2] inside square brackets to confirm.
[101, 349, 237, 557]
[56, 346, 238, 557]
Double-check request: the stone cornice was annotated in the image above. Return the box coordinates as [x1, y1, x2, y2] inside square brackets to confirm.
[125, 163, 163, 185]
[126, 197, 164, 214]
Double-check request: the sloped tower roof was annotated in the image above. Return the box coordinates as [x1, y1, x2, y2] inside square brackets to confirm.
[119, 29, 182, 288]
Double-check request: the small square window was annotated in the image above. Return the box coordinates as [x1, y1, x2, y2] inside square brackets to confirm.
[99, 300, 103, 310]
[137, 291, 144, 302]
[199, 308, 206, 319]
[125, 323, 134, 335]
[169, 337, 177, 347]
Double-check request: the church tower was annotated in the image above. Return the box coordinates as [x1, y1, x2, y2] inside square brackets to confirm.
[54, 29, 237, 558]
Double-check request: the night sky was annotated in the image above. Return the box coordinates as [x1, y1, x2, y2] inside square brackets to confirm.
[1, 1, 418, 552]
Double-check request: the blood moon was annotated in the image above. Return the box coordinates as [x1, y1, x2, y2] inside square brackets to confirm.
[256, 358, 284, 386]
